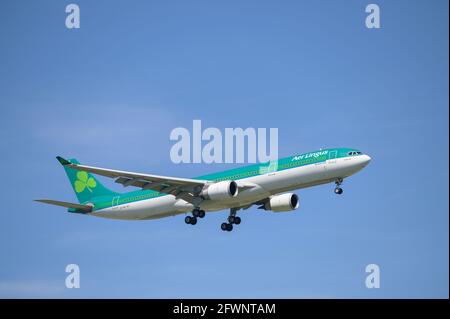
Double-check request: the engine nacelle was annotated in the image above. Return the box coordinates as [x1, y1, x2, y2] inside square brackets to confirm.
[264, 193, 299, 212]
[201, 181, 238, 200]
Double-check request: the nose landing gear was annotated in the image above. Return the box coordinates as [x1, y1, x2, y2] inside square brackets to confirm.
[334, 178, 344, 195]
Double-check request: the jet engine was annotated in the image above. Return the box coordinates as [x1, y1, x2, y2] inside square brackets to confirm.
[201, 181, 238, 200]
[262, 193, 299, 212]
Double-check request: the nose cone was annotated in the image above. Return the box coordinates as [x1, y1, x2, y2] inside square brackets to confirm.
[361, 154, 371, 166]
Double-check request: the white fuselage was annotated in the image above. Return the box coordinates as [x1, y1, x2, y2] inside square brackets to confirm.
[91, 154, 371, 220]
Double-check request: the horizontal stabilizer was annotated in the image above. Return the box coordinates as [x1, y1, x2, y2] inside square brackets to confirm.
[34, 199, 93, 212]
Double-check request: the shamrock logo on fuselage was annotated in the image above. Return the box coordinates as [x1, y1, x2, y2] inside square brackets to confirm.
[74, 171, 97, 193]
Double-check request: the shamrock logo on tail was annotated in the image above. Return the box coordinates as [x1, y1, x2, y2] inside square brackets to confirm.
[74, 171, 97, 193]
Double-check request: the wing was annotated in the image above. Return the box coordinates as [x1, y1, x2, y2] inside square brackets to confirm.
[56, 156, 208, 203]
[56, 157, 257, 204]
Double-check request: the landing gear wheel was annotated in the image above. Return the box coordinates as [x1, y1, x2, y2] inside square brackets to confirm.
[192, 209, 200, 218]
[185, 216, 192, 224]
[190, 216, 198, 225]
[198, 210, 205, 218]
[221, 223, 228, 231]
[228, 215, 235, 224]
[334, 187, 343, 195]
[226, 223, 233, 231]
[234, 216, 241, 225]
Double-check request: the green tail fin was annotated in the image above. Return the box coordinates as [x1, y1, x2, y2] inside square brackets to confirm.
[59, 158, 118, 203]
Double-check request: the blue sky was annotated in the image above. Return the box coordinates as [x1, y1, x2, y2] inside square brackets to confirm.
[0, 0, 448, 298]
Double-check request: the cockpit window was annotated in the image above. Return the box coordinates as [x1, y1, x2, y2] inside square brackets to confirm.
[348, 151, 363, 156]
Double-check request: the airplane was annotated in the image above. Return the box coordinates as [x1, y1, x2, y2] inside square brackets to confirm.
[35, 148, 371, 232]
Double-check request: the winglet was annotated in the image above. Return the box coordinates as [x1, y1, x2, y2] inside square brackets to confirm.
[56, 156, 71, 166]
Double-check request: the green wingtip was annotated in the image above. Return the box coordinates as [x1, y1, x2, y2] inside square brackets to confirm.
[56, 156, 71, 166]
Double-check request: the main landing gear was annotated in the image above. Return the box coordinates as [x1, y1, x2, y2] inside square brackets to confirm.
[334, 178, 344, 195]
[221, 208, 241, 232]
[184, 208, 206, 226]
